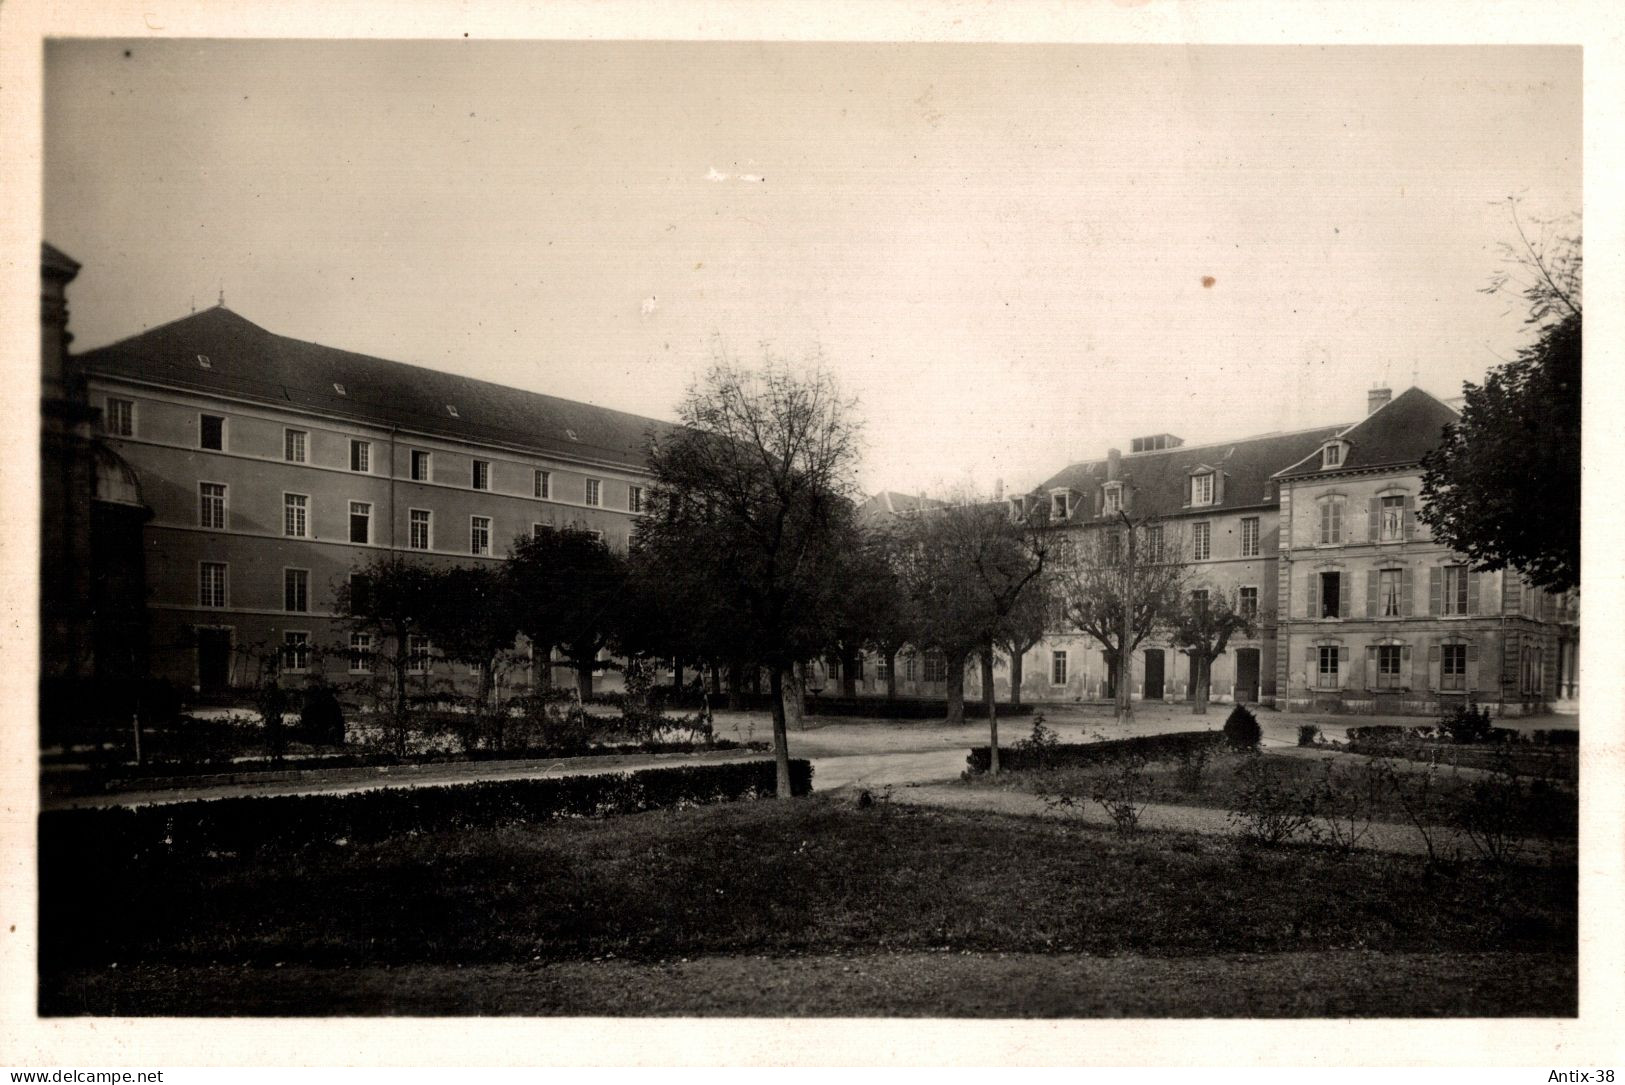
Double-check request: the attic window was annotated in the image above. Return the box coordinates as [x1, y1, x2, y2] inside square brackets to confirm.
[1050, 493, 1068, 519]
[446, 404, 460, 418]
[333, 383, 347, 396]
[1103, 483, 1123, 515]
[197, 354, 212, 369]
[1322, 443, 1345, 469]
[1191, 472, 1215, 506]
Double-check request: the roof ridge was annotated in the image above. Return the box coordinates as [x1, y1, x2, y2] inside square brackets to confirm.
[1059, 421, 1353, 472]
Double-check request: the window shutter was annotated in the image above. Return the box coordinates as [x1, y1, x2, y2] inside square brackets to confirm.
[1401, 567, 1414, 617]
[1338, 574, 1351, 618]
[1412, 643, 1428, 689]
[1365, 571, 1378, 618]
[1428, 643, 1441, 690]
[1402, 494, 1415, 540]
[1465, 643, 1480, 691]
[1306, 572, 1318, 619]
[1428, 566, 1442, 615]
[1304, 644, 1316, 680]
[1338, 645, 1351, 689]
[1095, 490, 1102, 517]
[1467, 569, 1480, 614]
[1368, 497, 1380, 542]
[1215, 472, 1226, 505]
[1365, 645, 1377, 689]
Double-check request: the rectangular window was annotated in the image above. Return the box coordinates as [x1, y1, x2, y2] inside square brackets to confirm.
[877, 655, 893, 682]
[472, 460, 490, 490]
[1051, 650, 1068, 686]
[585, 478, 601, 507]
[411, 450, 431, 481]
[349, 633, 374, 674]
[1320, 571, 1341, 618]
[1144, 525, 1163, 564]
[1317, 646, 1339, 689]
[1191, 588, 1210, 613]
[535, 469, 551, 499]
[199, 562, 227, 608]
[1319, 499, 1343, 545]
[200, 414, 224, 450]
[105, 398, 134, 436]
[1376, 645, 1404, 689]
[1379, 569, 1402, 617]
[350, 440, 370, 473]
[1103, 486, 1121, 515]
[1441, 643, 1467, 691]
[1241, 517, 1260, 558]
[282, 631, 310, 673]
[283, 493, 308, 538]
[905, 653, 917, 682]
[1380, 495, 1405, 541]
[408, 634, 432, 675]
[1239, 586, 1258, 621]
[409, 509, 431, 551]
[349, 501, 371, 545]
[284, 568, 309, 613]
[1106, 530, 1122, 565]
[1191, 474, 1213, 505]
[1192, 522, 1211, 561]
[199, 482, 227, 529]
[284, 429, 307, 463]
[471, 515, 491, 555]
[1323, 444, 1342, 467]
[1443, 565, 1470, 615]
[629, 485, 645, 513]
[923, 651, 947, 683]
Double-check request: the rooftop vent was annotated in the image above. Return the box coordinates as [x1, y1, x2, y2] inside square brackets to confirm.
[333, 383, 347, 396]
[446, 404, 459, 418]
[1130, 433, 1183, 454]
[197, 354, 212, 369]
[566, 429, 578, 441]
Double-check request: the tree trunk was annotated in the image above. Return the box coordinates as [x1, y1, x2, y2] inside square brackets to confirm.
[478, 660, 499, 749]
[672, 658, 685, 689]
[1119, 519, 1137, 721]
[709, 662, 722, 697]
[944, 650, 967, 724]
[767, 666, 794, 798]
[982, 645, 1000, 776]
[1193, 654, 1211, 715]
[575, 657, 594, 702]
[884, 647, 898, 701]
[727, 659, 744, 710]
[786, 663, 807, 729]
[1008, 648, 1024, 707]
[840, 644, 859, 698]
[392, 631, 410, 757]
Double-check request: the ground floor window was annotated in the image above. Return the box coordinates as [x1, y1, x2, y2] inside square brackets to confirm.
[1051, 650, 1068, 685]
[281, 631, 309, 673]
[408, 634, 432, 675]
[1440, 643, 1467, 691]
[349, 633, 373, 674]
[1316, 645, 1339, 688]
[922, 650, 947, 683]
[904, 652, 916, 682]
[1375, 644, 1404, 689]
[876, 655, 892, 682]
[1521, 645, 1543, 694]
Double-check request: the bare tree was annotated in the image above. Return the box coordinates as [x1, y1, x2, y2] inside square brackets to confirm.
[1054, 519, 1189, 718]
[635, 358, 863, 798]
[1170, 584, 1257, 715]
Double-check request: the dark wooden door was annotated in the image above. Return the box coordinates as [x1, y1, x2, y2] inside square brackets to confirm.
[1143, 649, 1165, 700]
[1235, 648, 1260, 704]
[197, 628, 231, 693]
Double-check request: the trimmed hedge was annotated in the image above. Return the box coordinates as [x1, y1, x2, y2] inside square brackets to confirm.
[807, 696, 1034, 720]
[967, 730, 1224, 774]
[41, 759, 812, 863]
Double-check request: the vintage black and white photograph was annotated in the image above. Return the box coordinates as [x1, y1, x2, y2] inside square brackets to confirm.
[19, 17, 1601, 1044]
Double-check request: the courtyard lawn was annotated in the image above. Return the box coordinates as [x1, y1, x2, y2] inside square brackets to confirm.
[39, 794, 1575, 1016]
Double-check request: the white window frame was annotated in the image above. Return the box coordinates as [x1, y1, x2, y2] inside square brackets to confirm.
[408, 634, 432, 675]
[1191, 473, 1214, 506]
[1240, 516, 1260, 558]
[1318, 496, 1345, 546]
[410, 449, 432, 482]
[349, 633, 374, 675]
[1316, 645, 1340, 689]
[283, 492, 309, 538]
[1379, 568, 1403, 617]
[629, 484, 645, 514]
[471, 515, 492, 556]
[283, 567, 310, 614]
[198, 481, 228, 529]
[1192, 521, 1211, 561]
[1322, 443, 1342, 468]
[282, 631, 311, 674]
[105, 397, 134, 437]
[1051, 650, 1068, 686]
[409, 508, 433, 551]
[198, 561, 228, 609]
[472, 459, 490, 491]
[1443, 564, 1470, 616]
[1379, 494, 1406, 542]
[1239, 585, 1259, 621]
[350, 439, 371, 473]
[349, 501, 371, 545]
[585, 478, 601, 507]
[284, 428, 308, 464]
[1102, 485, 1121, 515]
[1440, 642, 1468, 691]
[1144, 525, 1163, 564]
[1375, 644, 1405, 690]
[535, 469, 551, 499]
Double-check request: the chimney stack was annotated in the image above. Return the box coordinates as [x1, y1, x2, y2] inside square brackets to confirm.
[1106, 447, 1122, 482]
[1368, 387, 1392, 415]
[993, 478, 1004, 501]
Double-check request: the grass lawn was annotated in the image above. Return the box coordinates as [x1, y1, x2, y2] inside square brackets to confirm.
[964, 746, 1578, 838]
[39, 795, 1576, 1017]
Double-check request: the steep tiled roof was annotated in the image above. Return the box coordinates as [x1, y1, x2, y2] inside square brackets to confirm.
[857, 491, 950, 523]
[76, 307, 675, 469]
[1034, 424, 1350, 522]
[1274, 387, 1458, 479]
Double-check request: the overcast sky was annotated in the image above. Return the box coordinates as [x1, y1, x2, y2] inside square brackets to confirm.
[45, 41, 1580, 496]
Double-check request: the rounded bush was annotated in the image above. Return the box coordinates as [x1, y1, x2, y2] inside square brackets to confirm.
[1223, 703, 1262, 749]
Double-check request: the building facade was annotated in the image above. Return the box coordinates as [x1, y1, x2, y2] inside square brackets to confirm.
[77, 304, 671, 697]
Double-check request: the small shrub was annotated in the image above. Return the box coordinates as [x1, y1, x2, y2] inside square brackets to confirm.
[1012, 714, 1060, 768]
[1086, 752, 1157, 834]
[967, 730, 1222, 774]
[1438, 703, 1494, 745]
[1307, 757, 1382, 855]
[298, 686, 346, 746]
[1226, 754, 1315, 847]
[1297, 723, 1321, 747]
[1171, 741, 1213, 794]
[1223, 704, 1261, 749]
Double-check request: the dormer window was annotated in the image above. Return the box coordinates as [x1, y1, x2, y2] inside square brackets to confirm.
[1321, 441, 1349, 469]
[1102, 483, 1123, 516]
[197, 354, 211, 369]
[1008, 497, 1024, 522]
[1050, 493, 1068, 519]
[1191, 472, 1214, 506]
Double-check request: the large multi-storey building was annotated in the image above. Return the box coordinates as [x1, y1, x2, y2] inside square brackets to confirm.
[76, 302, 673, 695]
